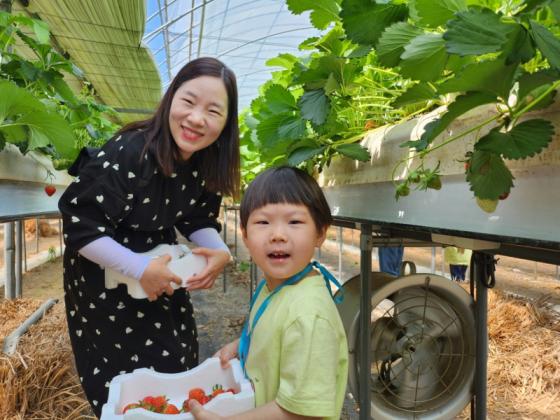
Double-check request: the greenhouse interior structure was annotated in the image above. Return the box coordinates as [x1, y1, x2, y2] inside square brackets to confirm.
[1, 1, 560, 419]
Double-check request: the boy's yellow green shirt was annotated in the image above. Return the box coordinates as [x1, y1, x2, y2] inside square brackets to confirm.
[245, 274, 348, 419]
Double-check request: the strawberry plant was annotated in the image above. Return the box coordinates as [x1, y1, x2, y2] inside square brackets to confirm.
[240, 0, 560, 212]
[0, 12, 119, 171]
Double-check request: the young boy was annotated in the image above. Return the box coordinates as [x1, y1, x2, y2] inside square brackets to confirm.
[190, 166, 348, 419]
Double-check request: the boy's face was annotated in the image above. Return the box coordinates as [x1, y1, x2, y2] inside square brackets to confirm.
[242, 203, 326, 289]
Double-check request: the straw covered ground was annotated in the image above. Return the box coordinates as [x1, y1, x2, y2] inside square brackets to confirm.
[1, 266, 560, 419]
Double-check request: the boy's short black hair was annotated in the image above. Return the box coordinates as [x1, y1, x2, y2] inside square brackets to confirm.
[240, 166, 333, 232]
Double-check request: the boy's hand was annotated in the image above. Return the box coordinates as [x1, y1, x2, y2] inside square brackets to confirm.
[186, 248, 231, 290]
[214, 339, 239, 369]
[139, 254, 182, 301]
[189, 400, 223, 419]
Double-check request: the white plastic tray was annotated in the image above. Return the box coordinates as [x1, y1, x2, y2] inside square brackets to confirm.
[100, 358, 254, 419]
[105, 244, 207, 299]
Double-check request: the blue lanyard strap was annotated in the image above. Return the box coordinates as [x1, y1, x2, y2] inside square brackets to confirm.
[310, 260, 344, 304]
[238, 261, 344, 376]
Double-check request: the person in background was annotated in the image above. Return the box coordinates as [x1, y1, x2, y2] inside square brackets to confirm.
[189, 166, 348, 420]
[58, 57, 239, 417]
[378, 245, 404, 276]
[444, 246, 472, 282]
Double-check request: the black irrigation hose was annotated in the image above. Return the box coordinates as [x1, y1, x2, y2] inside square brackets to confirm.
[470, 253, 497, 293]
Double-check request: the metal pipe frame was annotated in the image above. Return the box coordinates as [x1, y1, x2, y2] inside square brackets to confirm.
[4, 222, 15, 299]
[358, 223, 372, 419]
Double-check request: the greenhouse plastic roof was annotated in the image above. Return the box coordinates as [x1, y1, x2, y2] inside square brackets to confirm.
[144, 0, 321, 110]
[12, 0, 161, 123]
[11, 0, 320, 119]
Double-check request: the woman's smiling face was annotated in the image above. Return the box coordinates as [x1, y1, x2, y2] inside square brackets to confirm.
[168, 75, 228, 161]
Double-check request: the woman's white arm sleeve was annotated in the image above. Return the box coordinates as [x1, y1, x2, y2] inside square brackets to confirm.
[78, 236, 151, 280]
[188, 227, 230, 253]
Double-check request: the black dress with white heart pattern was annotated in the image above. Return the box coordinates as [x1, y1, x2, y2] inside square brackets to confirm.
[58, 130, 222, 416]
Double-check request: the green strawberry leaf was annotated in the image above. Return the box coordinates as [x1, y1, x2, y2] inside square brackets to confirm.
[444, 7, 514, 56]
[400, 33, 447, 82]
[409, 0, 467, 28]
[518, 0, 551, 15]
[264, 84, 296, 113]
[0, 124, 26, 143]
[0, 80, 44, 120]
[278, 115, 307, 141]
[474, 119, 555, 160]
[391, 82, 437, 108]
[51, 77, 79, 106]
[340, 0, 408, 46]
[17, 109, 77, 159]
[403, 92, 496, 151]
[551, 0, 560, 21]
[516, 69, 559, 102]
[266, 53, 299, 70]
[438, 59, 517, 99]
[286, 0, 341, 30]
[288, 145, 327, 166]
[467, 150, 514, 199]
[530, 20, 560, 71]
[334, 143, 370, 161]
[32, 19, 50, 44]
[298, 89, 330, 125]
[377, 22, 423, 67]
[504, 25, 535, 65]
[257, 113, 306, 159]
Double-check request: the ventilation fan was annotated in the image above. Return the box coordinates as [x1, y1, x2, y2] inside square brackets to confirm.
[336, 273, 475, 419]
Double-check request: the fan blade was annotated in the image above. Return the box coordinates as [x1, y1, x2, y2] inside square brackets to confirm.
[392, 287, 463, 340]
[385, 346, 443, 409]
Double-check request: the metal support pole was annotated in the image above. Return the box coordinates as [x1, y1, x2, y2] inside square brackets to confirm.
[4, 222, 16, 299]
[22, 220, 27, 272]
[234, 206, 238, 261]
[473, 251, 491, 420]
[223, 205, 228, 292]
[337, 226, 343, 280]
[359, 223, 372, 419]
[431, 246, 436, 273]
[35, 218, 39, 253]
[15, 220, 23, 297]
[441, 247, 445, 275]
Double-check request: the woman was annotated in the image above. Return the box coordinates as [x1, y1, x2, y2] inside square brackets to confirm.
[58, 57, 239, 416]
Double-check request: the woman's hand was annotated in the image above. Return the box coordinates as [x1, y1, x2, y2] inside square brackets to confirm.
[189, 400, 223, 419]
[214, 338, 239, 369]
[186, 248, 231, 290]
[139, 254, 182, 301]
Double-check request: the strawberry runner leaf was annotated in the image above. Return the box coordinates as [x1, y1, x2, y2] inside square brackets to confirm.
[334, 143, 370, 161]
[475, 119, 555, 160]
[288, 145, 327, 166]
[467, 150, 514, 199]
